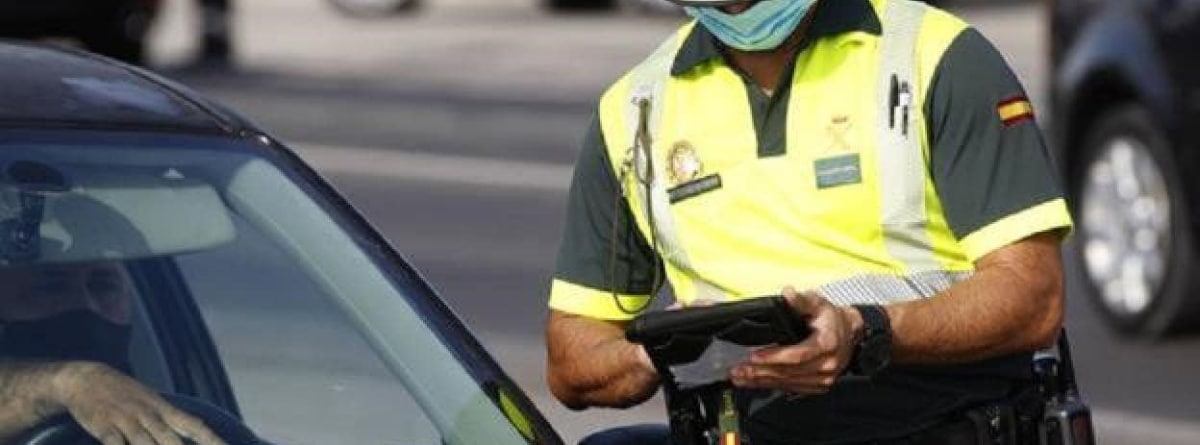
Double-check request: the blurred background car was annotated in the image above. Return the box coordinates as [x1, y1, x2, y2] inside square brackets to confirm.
[0, 41, 560, 445]
[543, 0, 948, 13]
[543, 0, 673, 12]
[1049, 0, 1200, 339]
[0, 0, 161, 64]
[326, 0, 420, 16]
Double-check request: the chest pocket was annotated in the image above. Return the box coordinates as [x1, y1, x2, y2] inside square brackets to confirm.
[662, 143, 881, 255]
[781, 77, 884, 231]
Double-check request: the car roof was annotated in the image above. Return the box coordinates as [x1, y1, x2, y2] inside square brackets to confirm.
[0, 41, 251, 135]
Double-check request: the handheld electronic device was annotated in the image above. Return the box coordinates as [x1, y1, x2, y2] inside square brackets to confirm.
[626, 296, 811, 445]
[626, 295, 810, 367]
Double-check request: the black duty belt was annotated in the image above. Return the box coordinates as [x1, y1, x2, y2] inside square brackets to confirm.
[845, 417, 979, 445]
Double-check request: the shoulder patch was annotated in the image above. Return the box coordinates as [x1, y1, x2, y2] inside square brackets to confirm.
[997, 95, 1035, 127]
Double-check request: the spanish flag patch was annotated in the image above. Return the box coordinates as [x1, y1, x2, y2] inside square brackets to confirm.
[998, 96, 1035, 127]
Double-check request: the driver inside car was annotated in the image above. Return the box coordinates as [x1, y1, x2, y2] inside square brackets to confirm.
[0, 261, 226, 445]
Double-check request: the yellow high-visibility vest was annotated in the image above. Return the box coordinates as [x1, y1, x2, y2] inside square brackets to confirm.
[596, 0, 985, 306]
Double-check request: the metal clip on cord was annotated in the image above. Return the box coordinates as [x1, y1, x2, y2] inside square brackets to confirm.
[635, 97, 655, 186]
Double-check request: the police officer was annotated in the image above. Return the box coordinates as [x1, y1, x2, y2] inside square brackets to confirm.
[545, 0, 1072, 443]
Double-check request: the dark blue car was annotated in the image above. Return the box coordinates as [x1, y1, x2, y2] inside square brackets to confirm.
[1050, 0, 1200, 338]
[0, 41, 562, 445]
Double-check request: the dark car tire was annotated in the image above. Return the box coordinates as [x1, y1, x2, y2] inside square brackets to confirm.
[544, 0, 617, 12]
[1072, 105, 1200, 337]
[327, 0, 420, 17]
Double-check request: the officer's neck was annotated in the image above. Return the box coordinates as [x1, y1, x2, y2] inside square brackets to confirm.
[722, 16, 814, 96]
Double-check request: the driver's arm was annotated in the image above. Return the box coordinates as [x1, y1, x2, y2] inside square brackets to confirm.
[0, 360, 227, 445]
[0, 360, 65, 442]
[546, 311, 659, 409]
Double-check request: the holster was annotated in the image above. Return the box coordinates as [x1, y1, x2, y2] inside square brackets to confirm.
[964, 403, 1020, 445]
[962, 384, 1045, 445]
[662, 382, 713, 445]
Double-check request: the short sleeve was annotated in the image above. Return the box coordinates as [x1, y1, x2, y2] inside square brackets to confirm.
[549, 114, 662, 320]
[925, 28, 1073, 260]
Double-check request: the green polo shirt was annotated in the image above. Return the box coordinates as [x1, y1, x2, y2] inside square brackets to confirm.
[552, 0, 1067, 443]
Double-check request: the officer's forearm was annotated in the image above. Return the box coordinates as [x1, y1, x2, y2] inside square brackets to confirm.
[885, 231, 1065, 365]
[0, 360, 70, 442]
[545, 310, 660, 410]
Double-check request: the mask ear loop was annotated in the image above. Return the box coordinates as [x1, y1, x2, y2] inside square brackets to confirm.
[610, 97, 664, 316]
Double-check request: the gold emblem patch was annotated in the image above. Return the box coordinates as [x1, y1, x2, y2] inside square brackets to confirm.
[668, 141, 704, 185]
[826, 114, 855, 153]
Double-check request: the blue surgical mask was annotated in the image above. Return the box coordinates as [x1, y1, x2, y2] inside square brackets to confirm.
[685, 0, 818, 52]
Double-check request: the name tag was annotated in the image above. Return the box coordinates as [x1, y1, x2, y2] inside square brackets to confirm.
[669, 174, 722, 204]
[815, 154, 862, 189]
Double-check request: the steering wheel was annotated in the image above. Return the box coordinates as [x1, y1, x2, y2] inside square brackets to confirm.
[11, 394, 262, 445]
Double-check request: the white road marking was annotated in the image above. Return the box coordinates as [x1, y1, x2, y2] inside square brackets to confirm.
[291, 143, 574, 192]
[1092, 408, 1200, 445]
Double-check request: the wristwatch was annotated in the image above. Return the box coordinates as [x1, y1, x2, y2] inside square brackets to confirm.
[850, 304, 893, 376]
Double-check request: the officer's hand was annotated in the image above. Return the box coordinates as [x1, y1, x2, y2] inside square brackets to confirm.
[729, 287, 858, 396]
[53, 362, 227, 445]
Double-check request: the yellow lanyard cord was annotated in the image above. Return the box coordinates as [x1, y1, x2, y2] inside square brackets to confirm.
[609, 97, 664, 316]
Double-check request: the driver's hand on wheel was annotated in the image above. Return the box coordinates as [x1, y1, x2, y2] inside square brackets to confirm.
[53, 362, 227, 445]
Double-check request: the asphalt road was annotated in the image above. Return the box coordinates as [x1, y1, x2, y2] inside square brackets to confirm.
[147, 0, 1200, 443]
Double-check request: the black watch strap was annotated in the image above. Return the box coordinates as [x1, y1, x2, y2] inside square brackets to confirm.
[851, 304, 893, 376]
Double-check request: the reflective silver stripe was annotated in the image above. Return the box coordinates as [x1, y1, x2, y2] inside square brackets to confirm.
[819, 271, 973, 306]
[622, 27, 732, 301]
[877, 0, 941, 272]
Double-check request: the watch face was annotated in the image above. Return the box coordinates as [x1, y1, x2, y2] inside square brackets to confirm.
[859, 336, 892, 374]
[852, 305, 892, 376]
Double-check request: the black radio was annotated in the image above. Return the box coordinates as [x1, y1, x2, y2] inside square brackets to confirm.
[1043, 399, 1095, 445]
[1033, 330, 1096, 445]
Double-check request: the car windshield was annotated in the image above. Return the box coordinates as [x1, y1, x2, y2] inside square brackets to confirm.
[0, 131, 549, 445]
